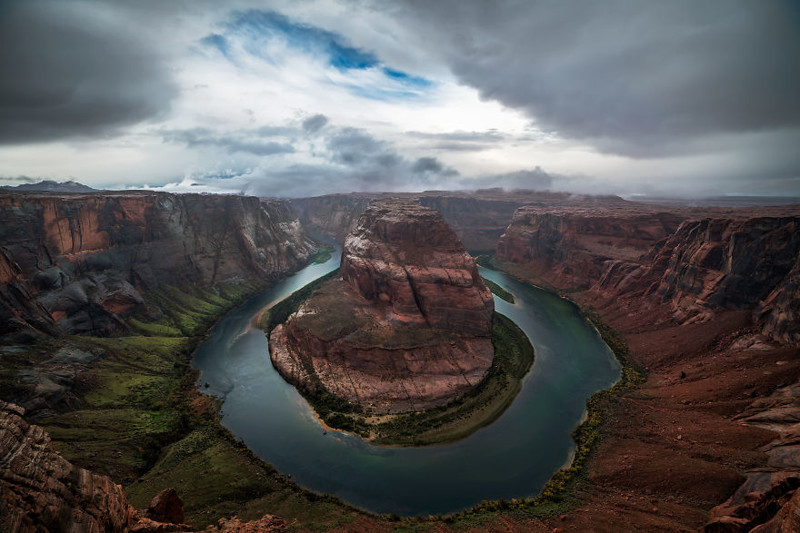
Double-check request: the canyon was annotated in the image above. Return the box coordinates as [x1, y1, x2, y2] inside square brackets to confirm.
[288, 189, 629, 252]
[1, 188, 800, 531]
[270, 199, 496, 414]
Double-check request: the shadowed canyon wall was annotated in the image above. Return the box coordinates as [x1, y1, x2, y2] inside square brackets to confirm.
[0, 192, 315, 340]
[288, 190, 630, 252]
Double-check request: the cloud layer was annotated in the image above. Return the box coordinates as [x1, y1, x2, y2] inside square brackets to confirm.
[0, 0, 798, 198]
[0, 2, 176, 144]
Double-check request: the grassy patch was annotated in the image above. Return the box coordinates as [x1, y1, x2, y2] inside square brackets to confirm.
[483, 278, 515, 304]
[125, 424, 365, 530]
[309, 244, 334, 264]
[143, 282, 260, 336]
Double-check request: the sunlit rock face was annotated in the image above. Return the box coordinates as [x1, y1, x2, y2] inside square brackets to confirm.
[270, 199, 495, 414]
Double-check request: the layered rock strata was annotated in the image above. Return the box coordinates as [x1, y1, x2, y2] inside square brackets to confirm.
[0, 192, 315, 339]
[492, 203, 800, 530]
[288, 189, 631, 252]
[270, 199, 495, 413]
[496, 206, 800, 343]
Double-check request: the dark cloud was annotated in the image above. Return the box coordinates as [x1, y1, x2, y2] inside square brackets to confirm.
[325, 127, 458, 181]
[412, 156, 442, 173]
[326, 127, 387, 165]
[407, 130, 505, 152]
[162, 128, 295, 156]
[0, 175, 36, 183]
[407, 130, 505, 143]
[462, 167, 553, 192]
[0, 2, 176, 144]
[390, 1, 800, 159]
[302, 114, 329, 133]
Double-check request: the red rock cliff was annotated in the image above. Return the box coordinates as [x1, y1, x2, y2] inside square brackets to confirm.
[270, 199, 495, 413]
[496, 205, 800, 343]
[0, 400, 286, 532]
[0, 192, 315, 339]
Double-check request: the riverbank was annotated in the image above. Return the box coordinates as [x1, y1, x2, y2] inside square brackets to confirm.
[0, 273, 374, 530]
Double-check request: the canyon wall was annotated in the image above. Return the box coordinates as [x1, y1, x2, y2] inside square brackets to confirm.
[289, 190, 630, 252]
[0, 192, 315, 339]
[496, 205, 800, 343]
[271, 199, 495, 413]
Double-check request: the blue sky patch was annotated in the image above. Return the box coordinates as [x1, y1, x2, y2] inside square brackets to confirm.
[202, 9, 433, 99]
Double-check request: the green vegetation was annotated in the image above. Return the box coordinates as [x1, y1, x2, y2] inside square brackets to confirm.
[483, 278, 515, 304]
[309, 244, 334, 264]
[474, 254, 498, 269]
[144, 282, 260, 336]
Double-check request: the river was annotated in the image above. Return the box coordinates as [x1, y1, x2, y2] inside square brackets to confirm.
[192, 247, 620, 516]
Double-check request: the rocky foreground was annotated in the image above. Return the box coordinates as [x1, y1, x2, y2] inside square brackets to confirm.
[270, 199, 495, 413]
[0, 400, 285, 532]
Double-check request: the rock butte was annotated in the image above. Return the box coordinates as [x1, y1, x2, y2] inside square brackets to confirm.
[269, 199, 495, 413]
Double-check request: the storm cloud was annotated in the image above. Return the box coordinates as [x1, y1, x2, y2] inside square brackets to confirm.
[389, 0, 800, 158]
[162, 128, 295, 156]
[0, 2, 177, 144]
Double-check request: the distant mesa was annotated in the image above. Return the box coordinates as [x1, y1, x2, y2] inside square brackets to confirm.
[269, 198, 495, 413]
[0, 179, 97, 193]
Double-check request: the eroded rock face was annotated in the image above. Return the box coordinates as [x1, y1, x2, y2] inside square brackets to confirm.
[0, 192, 315, 339]
[0, 400, 134, 532]
[0, 400, 286, 532]
[288, 190, 631, 252]
[496, 206, 800, 344]
[341, 200, 494, 336]
[271, 199, 495, 413]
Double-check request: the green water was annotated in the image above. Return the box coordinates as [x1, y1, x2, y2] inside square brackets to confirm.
[193, 249, 620, 516]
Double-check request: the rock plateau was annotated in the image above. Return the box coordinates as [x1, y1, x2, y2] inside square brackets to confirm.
[270, 199, 495, 413]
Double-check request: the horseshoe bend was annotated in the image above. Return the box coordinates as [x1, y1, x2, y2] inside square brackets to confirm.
[1, 187, 800, 531]
[2, 2, 800, 530]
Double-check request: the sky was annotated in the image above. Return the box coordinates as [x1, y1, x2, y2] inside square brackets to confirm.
[1, 0, 799, 198]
